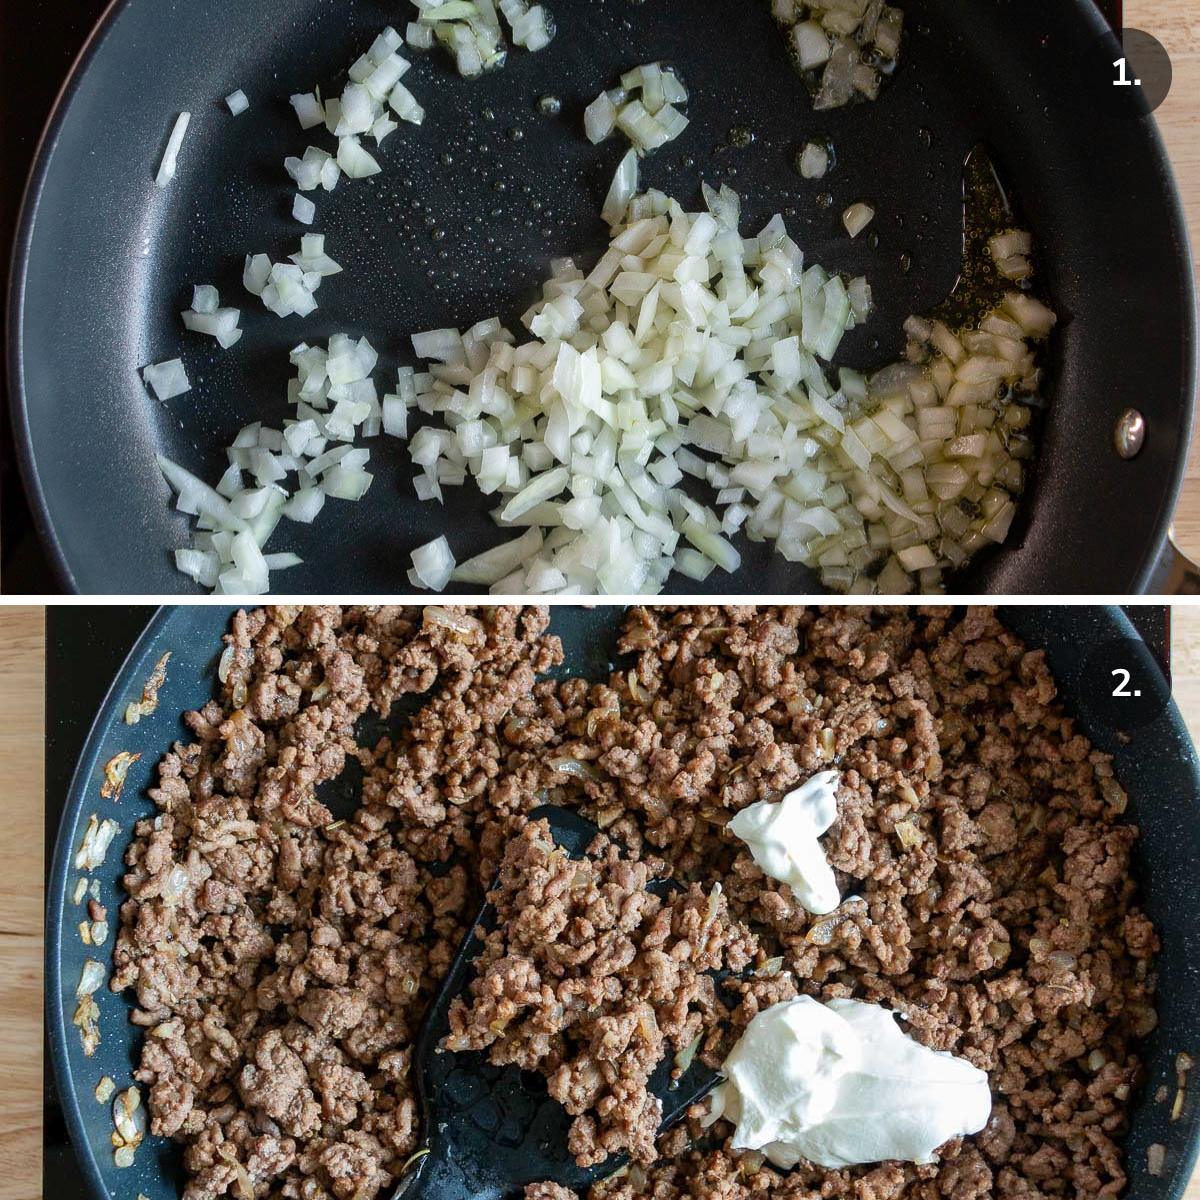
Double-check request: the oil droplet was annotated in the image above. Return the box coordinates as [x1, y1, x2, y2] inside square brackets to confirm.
[899, 252, 914, 273]
[494, 180, 507, 192]
[482, 107, 496, 121]
[681, 155, 695, 169]
[509, 127, 525, 142]
[440, 152, 454, 166]
[728, 125, 755, 149]
[918, 127, 933, 149]
[432, 228, 446, 242]
[537, 95, 562, 117]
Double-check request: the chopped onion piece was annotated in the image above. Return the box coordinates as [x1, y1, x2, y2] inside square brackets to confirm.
[155, 113, 191, 188]
[602, 150, 639, 227]
[293, 194, 317, 225]
[337, 136, 382, 178]
[157, 455, 247, 532]
[799, 141, 830, 179]
[792, 21, 832, 68]
[182, 285, 242, 349]
[843, 202, 875, 238]
[584, 91, 618, 143]
[775, 3, 904, 110]
[588, 63, 688, 155]
[452, 527, 543, 585]
[142, 359, 191, 401]
[291, 92, 325, 129]
[191, 284, 219, 314]
[411, 536, 456, 590]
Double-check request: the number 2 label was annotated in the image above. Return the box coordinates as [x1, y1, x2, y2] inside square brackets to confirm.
[1112, 668, 1135, 697]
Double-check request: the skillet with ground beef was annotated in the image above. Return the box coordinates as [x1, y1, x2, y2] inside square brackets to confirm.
[110, 606, 1158, 1200]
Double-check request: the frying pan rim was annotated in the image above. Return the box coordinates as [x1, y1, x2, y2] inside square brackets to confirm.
[42, 603, 1200, 1200]
[5, 1, 1197, 596]
[1128, 117, 1199, 592]
[5, 0, 127, 595]
[44, 602, 171, 1200]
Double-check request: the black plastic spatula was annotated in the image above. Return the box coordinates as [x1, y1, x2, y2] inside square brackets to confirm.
[393, 805, 721, 1200]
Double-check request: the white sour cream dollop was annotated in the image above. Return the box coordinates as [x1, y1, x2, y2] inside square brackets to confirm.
[727, 770, 842, 915]
[706, 996, 992, 1170]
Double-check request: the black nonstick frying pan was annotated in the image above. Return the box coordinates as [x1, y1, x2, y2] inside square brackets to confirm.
[45, 605, 1200, 1199]
[9, 0, 1197, 595]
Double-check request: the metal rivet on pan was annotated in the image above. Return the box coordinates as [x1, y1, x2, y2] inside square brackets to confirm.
[1115, 408, 1146, 459]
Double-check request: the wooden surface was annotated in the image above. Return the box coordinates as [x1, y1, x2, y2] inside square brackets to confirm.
[0, 608, 44, 1200]
[1169, 606, 1200, 1200]
[1129, 0, 1200, 564]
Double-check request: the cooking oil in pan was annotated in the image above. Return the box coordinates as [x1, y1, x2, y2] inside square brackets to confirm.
[930, 143, 1047, 327]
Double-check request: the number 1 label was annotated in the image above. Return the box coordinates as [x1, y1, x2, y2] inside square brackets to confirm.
[1114, 57, 1141, 87]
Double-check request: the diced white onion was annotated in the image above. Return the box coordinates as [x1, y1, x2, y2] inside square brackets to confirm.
[843, 202, 875, 238]
[290, 93, 325, 130]
[799, 141, 829, 179]
[411, 536, 456, 590]
[142, 359, 191, 401]
[155, 112, 191, 188]
[400, 178, 1051, 596]
[587, 64, 688, 156]
[293, 194, 317, 225]
[601, 150, 639, 227]
[584, 91, 617, 143]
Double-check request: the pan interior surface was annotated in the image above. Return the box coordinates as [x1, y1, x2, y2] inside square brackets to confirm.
[12, 0, 1194, 593]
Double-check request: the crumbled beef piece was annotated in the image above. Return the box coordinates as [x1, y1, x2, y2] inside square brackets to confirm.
[526, 1185, 580, 1200]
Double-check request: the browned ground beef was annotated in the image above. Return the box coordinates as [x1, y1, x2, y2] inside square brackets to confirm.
[111, 605, 1158, 1200]
[446, 818, 757, 1166]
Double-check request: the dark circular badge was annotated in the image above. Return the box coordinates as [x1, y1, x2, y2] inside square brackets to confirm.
[1077, 27, 1173, 119]
[1076, 636, 1171, 734]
